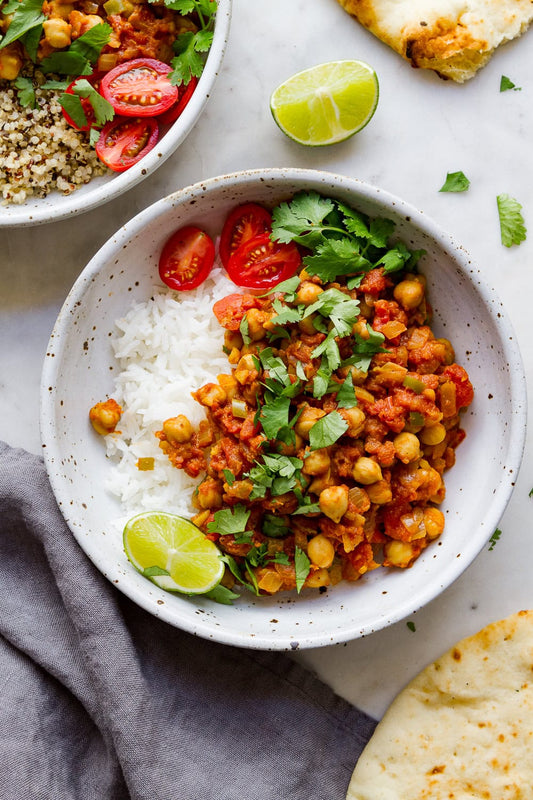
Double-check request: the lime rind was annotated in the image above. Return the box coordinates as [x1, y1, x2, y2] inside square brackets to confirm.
[270, 59, 379, 147]
[123, 511, 224, 595]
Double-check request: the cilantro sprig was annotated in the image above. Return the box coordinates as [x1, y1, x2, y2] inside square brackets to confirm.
[497, 194, 527, 247]
[271, 191, 424, 282]
[164, 0, 217, 86]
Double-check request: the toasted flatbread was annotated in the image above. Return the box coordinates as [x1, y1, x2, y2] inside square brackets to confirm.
[347, 610, 533, 799]
[336, 0, 533, 82]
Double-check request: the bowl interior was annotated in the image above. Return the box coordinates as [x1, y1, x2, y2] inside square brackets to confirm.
[0, 0, 231, 228]
[40, 168, 526, 649]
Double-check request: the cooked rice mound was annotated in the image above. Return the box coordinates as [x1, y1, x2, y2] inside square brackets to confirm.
[0, 82, 108, 205]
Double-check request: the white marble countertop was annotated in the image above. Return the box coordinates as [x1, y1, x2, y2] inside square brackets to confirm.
[1, 0, 532, 720]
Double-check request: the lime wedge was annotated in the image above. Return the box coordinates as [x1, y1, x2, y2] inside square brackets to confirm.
[270, 60, 379, 146]
[123, 511, 224, 595]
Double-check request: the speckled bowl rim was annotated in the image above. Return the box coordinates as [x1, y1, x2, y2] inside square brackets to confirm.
[0, 0, 231, 228]
[40, 167, 528, 650]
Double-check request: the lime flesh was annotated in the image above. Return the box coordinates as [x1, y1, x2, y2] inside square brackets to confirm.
[270, 60, 379, 146]
[123, 511, 224, 595]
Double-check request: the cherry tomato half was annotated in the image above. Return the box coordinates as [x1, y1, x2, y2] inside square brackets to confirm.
[158, 76, 198, 126]
[95, 116, 159, 172]
[225, 232, 302, 291]
[212, 293, 261, 330]
[61, 72, 103, 131]
[159, 226, 215, 291]
[100, 58, 179, 117]
[219, 203, 272, 268]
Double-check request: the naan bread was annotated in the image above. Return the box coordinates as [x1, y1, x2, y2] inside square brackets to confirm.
[347, 610, 533, 799]
[336, 0, 533, 82]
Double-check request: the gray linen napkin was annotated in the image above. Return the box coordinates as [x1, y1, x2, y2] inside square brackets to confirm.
[0, 441, 376, 800]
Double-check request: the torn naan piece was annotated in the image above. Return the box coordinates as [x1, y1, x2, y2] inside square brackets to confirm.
[336, 0, 533, 82]
[347, 610, 533, 799]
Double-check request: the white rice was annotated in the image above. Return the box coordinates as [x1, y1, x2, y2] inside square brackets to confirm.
[104, 266, 235, 520]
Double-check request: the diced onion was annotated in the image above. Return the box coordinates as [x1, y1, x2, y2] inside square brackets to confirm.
[231, 398, 248, 419]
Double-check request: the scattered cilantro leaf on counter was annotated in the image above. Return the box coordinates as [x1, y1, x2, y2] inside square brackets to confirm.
[500, 75, 521, 92]
[14, 77, 36, 108]
[207, 504, 251, 537]
[309, 411, 348, 450]
[295, 547, 311, 593]
[529, 487, 533, 498]
[497, 194, 527, 247]
[439, 171, 470, 193]
[167, 0, 217, 85]
[406, 621, 416, 632]
[488, 527, 502, 551]
[0, 0, 45, 49]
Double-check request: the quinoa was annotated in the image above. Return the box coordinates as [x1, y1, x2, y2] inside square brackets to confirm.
[0, 81, 110, 206]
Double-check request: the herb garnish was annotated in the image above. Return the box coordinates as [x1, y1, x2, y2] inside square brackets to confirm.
[0, 0, 45, 50]
[497, 194, 527, 247]
[58, 79, 114, 129]
[439, 171, 470, 193]
[164, 0, 217, 85]
[488, 528, 502, 551]
[500, 75, 521, 92]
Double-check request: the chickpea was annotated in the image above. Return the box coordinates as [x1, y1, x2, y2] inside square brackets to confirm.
[234, 353, 258, 385]
[393, 279, 425, 310]
[89, 398, 122, 436]
[302, 448, 330, 476]
[319, 485, 349, 523]
[305, 568, 330, 589]
[340, 406, 366, 437]
[217, 373, 238, 400]
[42, 18, 72, 48]
[352, 457, 382, 485]
[420, 423, 446, 446]
[193, 383, 227, 408]
[308, 471, 334, 495]
[162, 414, 192, 444]
[0, 44, 23, 80]
[195, 478, 223, 510]
[366, 479, 393, 505]
[294, 405, 326, 439]
[308, 534, 335, 569]
[296, 281, 323, 306]
[393, 431, 421, 464]
[424, 507, 445, 539]
[383, 540, 416, 568]
[245, 307, 271, 341]
[298, 314, 317, 335]
[224, 329, 243, 351]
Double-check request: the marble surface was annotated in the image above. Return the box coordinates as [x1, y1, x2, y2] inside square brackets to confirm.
[2, 0, 533, 719]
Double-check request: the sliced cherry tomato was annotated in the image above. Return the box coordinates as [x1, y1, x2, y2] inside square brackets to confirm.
[100, 58, 179, 117]
[219, 203, 272, 268]
[95, 116, 159, 172]
[212, 293, 261, 330]
[158, 76, 198, 126]
[159, 226, 215, 291]
[225, 232, 302, 291]
[61, 72, 103, 131]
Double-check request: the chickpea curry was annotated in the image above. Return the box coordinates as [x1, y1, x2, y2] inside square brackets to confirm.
[153, 193, 474, 598]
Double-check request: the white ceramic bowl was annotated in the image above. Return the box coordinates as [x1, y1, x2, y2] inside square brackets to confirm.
[0, 0, 231, 228]
[40, 167, 527, 650]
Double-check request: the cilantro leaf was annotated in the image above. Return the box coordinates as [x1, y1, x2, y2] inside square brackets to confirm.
[308, 411, 348, 450]
[439, 171, 470, 193]
[336, 373, 357, 408]
[271, 191, 336, 247]
[375, 242, 412, 273]
[303, 238, 372, 281]
[263, 275, 300, 299]
[40, 23, 111, 75]
[294, 546, 311, 593]
[260, 394, 291, 439]
[497, 194, 527, 247]
[262, 514, 289, 538]
[14, 76, 36, 108]
[207, 504, 251, 537]
[170, 31, 206, 85]
[500, 75, 521, 92]
[59, 79, 114, 128]
[21, 23, 42, 61]
[488, 527, 502, 551]
[271, 551, 290, 565]
[0, 0, 45, 49]
[204, 584, 240, 605]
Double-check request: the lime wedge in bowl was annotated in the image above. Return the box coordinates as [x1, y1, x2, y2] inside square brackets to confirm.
[270, 60, 379, 146]
[123, 511, 224, 594]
